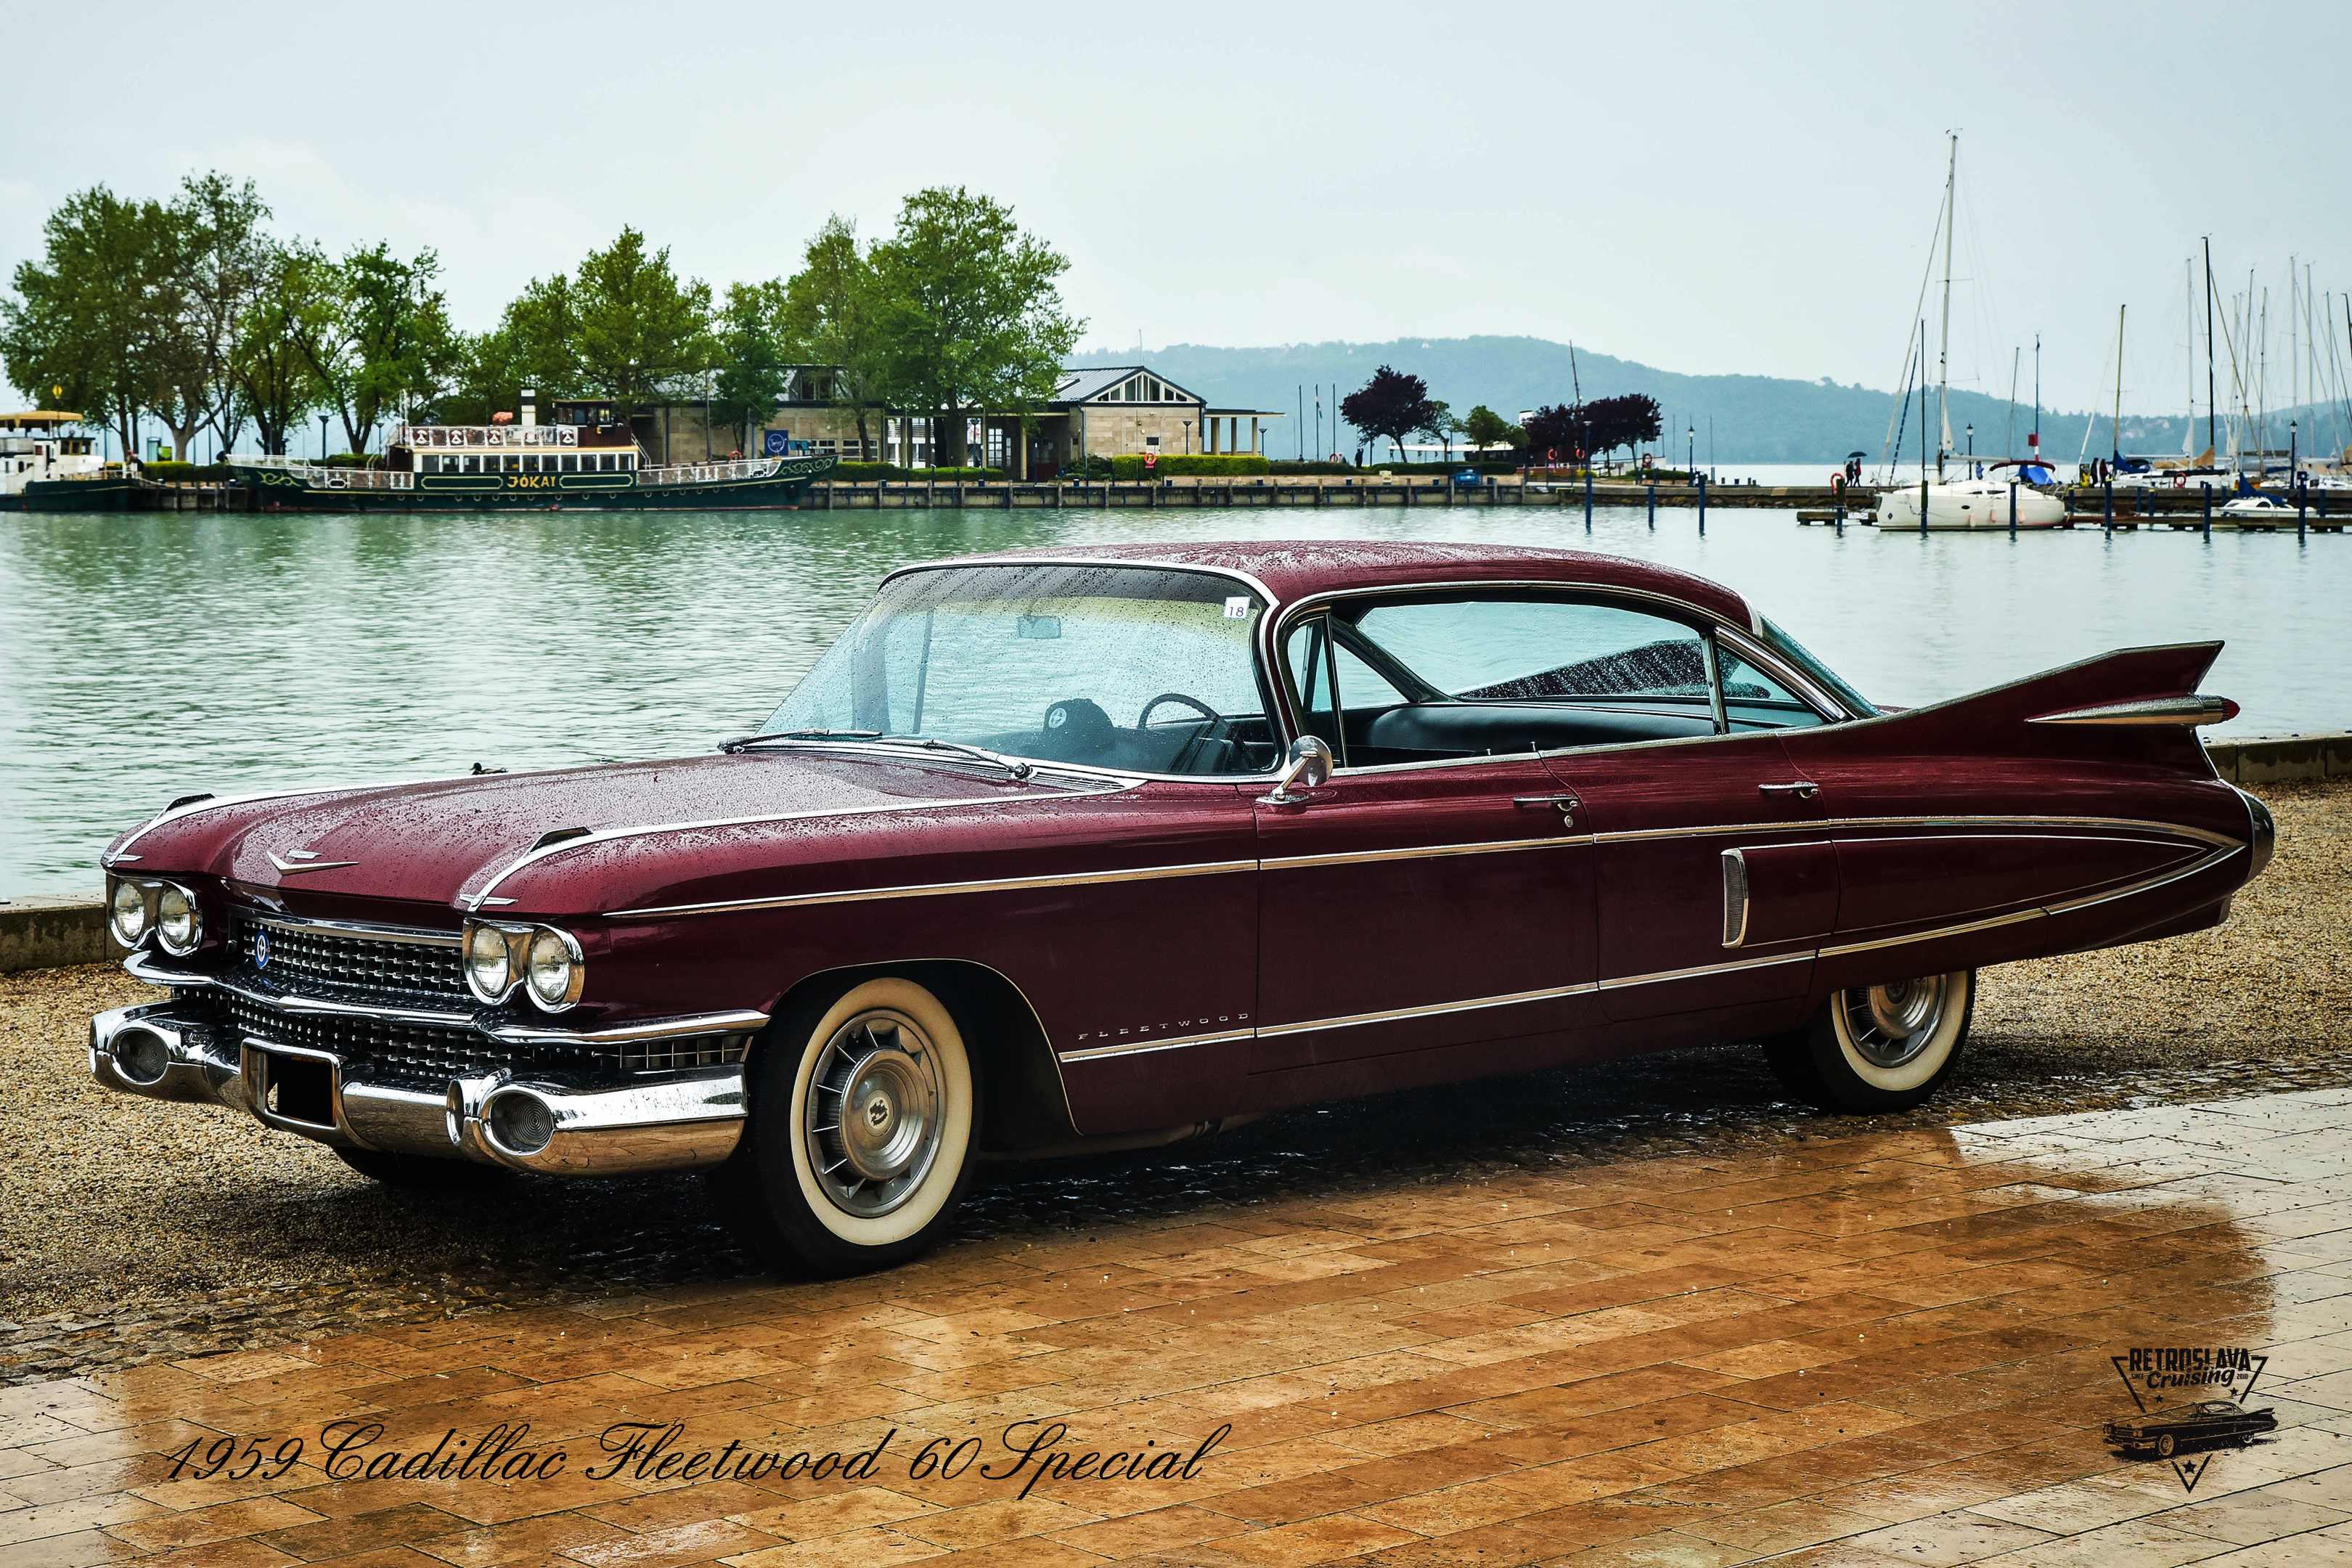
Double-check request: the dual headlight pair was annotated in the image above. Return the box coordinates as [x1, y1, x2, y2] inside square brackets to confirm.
[109, 877, 202, 955]
[462, 920, 584, 1012]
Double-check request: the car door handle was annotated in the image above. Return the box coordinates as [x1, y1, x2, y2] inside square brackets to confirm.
[1757, 781, 1819, 799]
[1513, 793, 1580, 826]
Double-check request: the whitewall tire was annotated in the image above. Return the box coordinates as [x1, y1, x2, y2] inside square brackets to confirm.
[714, 974, 978, 1277]
[1765, 970, 1974, 1114]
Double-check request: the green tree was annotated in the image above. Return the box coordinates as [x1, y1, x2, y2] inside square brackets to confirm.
[783, 216, 891, 458]
[711, 277, 793, 452]
[335, 242, 458, 452]
[0, 185, 181, 462]
[1463, 404, 1512, 455]
[1416, 399, 1454, 463]
[1341, 367, 1439, 466]
[866, 188, 1080, 470]
[170, 173, 271, 460]
[572, 227, 714, 413]
[231, 240, 330, 456]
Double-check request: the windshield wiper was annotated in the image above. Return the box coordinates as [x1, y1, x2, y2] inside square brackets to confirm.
[718, 729, 1034, 780]
[717, 728, 880, 754]
[865, 735, 1035, 780]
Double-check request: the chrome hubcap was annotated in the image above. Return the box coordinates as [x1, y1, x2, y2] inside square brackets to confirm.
[805, 1009, 943, 1217]
[1842, 974, 1951, 1068]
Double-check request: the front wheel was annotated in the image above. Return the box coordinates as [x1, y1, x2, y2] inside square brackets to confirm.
[712, 974, 977, 1278]
[1765, 970, 1975, 1114]
[2156, 1432, 2177, 1459]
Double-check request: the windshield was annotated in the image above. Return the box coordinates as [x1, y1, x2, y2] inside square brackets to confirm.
[1760, 618, 1876, 717]
[763, 563, 1279, 775]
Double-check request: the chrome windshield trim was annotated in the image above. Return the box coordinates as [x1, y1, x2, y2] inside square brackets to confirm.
[213, 975, 478, 1028]
[1056, 1026, 1255, 1064]
[240, 912, 462, 947]
[605, 857, 1259, 920]
[1597, 952, 1811, 992]
[1256, 981, 1598, 1040]
[483, 1009, 770, 1046]
[880, 554, 1283, 617]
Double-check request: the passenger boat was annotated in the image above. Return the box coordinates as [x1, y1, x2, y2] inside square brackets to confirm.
[228, 411, 834, 512]
[0, 411, 146, 511]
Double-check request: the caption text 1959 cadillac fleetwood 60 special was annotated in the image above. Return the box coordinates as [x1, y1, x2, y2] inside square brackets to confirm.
[89, 541, 2274, 1275]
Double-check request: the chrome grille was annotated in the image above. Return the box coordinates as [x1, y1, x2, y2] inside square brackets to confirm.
[211, 992, 744, 1087]
[236, 918, 467, 1005]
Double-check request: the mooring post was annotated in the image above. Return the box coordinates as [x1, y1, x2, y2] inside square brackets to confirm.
[2299, 481, 2308, 543]
[2298, 480, 2308, 526]
[2103, 481, 2112, 533]
[1583, 469, 1593, 529]
[1699, 473, 1708, 534]
[1646, 483, 1656, 528]
[1919, 475, 1927, 535]
[2201, 482, 2210, 538]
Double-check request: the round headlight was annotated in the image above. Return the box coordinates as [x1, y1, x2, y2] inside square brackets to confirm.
[525, 928, 579, 1010]
[465, 923, 513, 1000]
[110, 881, 150, 947]
[155, 884, 201, 955]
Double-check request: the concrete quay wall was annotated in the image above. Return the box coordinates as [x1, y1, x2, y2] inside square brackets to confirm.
[5, 732, 2343, 975]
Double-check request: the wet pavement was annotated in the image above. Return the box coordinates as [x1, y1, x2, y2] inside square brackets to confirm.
[4, 782, 2347, 1389]
[11, 1087, 2352, 1567]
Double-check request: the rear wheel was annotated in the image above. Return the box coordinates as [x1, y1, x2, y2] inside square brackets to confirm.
[1765, 970, 1975, 1114]
[334, 1146, 513, 1188]
[712, 974, 977, 1278]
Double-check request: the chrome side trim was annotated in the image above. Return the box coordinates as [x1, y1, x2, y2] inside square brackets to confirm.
[2027, 695, 2235, 727]
[467, 789, 1127, 911]
[1816, 906, 2046, 960]
[1595, 814, 2244, 852]
[243, 912, 462, 947]
[482, 1008, 770, 1046]
[1261, 836, 1582, 873]
[605, 857, 1258, 920]
[1254, 981, 1598, 1040]
[1057, 1026, 1255, 1064]
[2043, 844, 2244, 916]
[1721, 849, 1749, 947]
[123, 950, 211, 987]
[1598, 952, 1811, 992]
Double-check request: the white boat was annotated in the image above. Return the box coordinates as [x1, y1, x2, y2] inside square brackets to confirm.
[2217, 492, 2298, 519]
[1874, 474, 2068, 529]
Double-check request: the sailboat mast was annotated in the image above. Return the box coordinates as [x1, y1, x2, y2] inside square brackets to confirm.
[2184, 258, 2197, 459]
[2112, 303, 2126, 465]
[2008, 346, 2019, 457]
[2033, 334, 2041, 460]
[2203, 238, 2218, 462]
[1935, 132, 1956, 479]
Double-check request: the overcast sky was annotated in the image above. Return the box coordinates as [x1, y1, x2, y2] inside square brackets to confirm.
[4, 0, 2343, 417]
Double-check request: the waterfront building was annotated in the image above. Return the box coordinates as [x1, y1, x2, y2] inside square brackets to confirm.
[636, 363, 1281, 475]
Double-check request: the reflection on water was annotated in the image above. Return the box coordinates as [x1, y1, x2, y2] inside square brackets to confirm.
[1, 504, 2342, 892]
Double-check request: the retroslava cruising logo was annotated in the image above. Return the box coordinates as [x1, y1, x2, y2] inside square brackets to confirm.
[2105, 1347, 2276, 1493]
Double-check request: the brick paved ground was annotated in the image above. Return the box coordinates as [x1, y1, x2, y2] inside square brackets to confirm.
[11, 1087, 2352, 1568]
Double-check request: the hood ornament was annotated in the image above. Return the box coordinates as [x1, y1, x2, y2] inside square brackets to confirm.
[268, 847, 359, 876]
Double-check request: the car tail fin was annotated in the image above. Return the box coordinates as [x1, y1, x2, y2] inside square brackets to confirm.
[1842, 642, 2233, 777]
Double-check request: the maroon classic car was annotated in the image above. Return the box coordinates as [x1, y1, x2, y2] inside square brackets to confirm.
[90, 541, 2273, 1276]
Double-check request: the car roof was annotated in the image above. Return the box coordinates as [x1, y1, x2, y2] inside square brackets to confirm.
[923, 540, 1760, 631]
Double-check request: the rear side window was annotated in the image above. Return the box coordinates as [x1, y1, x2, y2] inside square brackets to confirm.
[1351, 598, 1710, 706]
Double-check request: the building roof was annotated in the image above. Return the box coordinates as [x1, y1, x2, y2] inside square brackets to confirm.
[930, 539, 1756, 627]
[1053, 365, 1206, 406]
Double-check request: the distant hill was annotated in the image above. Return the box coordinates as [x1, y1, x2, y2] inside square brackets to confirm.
[1093, 335, 2349, 466]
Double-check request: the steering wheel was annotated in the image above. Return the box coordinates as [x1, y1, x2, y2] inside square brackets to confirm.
[1136, 692, 1231, 773]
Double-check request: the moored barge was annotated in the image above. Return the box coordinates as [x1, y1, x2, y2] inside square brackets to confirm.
[229, 409, 833, 512]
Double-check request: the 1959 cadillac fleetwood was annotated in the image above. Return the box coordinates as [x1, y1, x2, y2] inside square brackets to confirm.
[89, 541, 2274, 1275]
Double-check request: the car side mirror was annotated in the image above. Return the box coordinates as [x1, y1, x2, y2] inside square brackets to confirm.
[1257, 735, 1333, 807]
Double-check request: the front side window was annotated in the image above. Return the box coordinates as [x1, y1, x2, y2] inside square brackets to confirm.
[764, 565, 1277, 775]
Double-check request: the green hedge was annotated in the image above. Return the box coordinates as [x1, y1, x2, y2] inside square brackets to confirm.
[1112, 454, 1271, 479]
[140, 462, 233, 483]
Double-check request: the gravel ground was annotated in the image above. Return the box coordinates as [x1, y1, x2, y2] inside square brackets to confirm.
[4, 779, 2344, 1384]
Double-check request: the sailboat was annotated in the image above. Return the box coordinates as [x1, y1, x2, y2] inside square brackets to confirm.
[1873, 135, 2067, 530]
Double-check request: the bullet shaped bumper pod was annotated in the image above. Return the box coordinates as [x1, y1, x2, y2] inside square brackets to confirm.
[89, 1003, 745, 1175]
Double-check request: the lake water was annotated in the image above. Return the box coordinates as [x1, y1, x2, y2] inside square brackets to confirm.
[2, 503, 2342, 894]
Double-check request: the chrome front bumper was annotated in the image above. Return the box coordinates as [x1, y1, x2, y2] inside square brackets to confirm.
[89, 1002, 746, 1176]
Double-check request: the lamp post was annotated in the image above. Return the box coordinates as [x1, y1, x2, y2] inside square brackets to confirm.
[1686, 425, 1694, 481]
[1967, 422, 1975, 478]
[319, 415, 330, 464]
